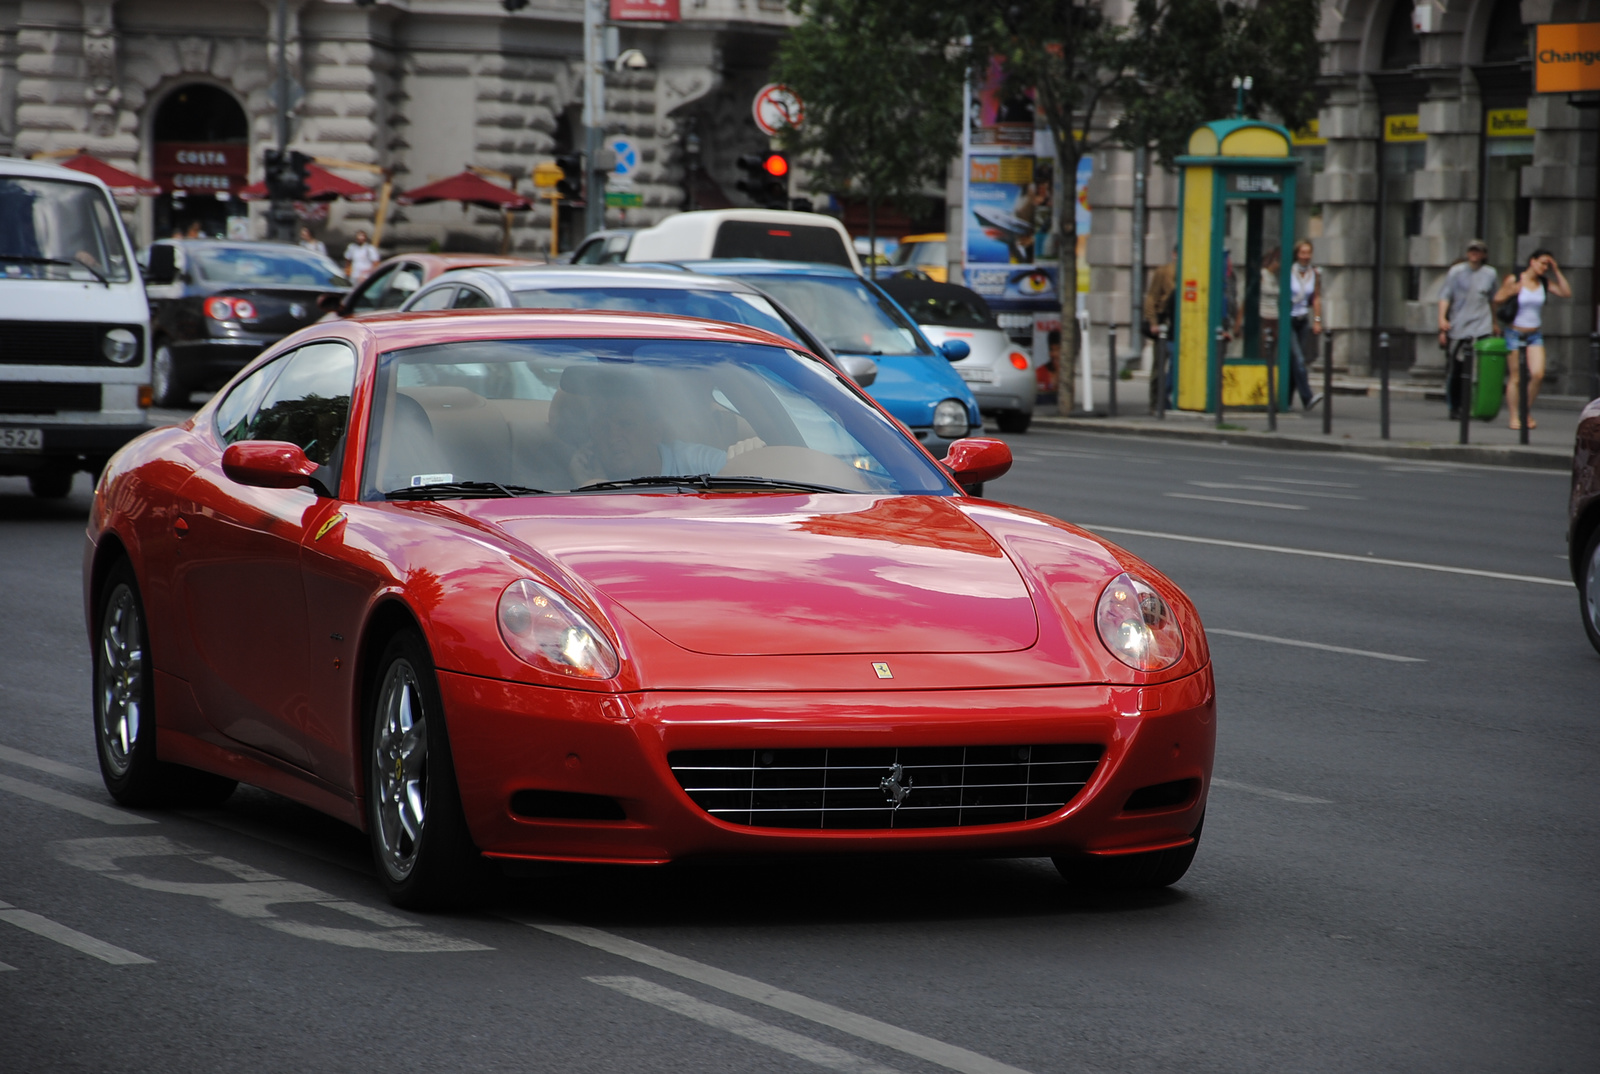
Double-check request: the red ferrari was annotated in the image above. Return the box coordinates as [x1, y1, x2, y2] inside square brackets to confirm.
[85, 310, 1214, 908]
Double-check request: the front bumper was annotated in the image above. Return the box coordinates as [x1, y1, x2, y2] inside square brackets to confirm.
[441, 667, 1215, 866]
[0, 420, 150, 473]
[172, 337, 276, 390]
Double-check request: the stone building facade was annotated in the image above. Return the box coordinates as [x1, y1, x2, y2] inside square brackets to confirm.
[0, 0, 797, 255]
[1078, 0, 1600, 395]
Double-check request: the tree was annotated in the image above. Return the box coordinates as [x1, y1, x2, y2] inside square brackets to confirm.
[772, 0, 964, 267]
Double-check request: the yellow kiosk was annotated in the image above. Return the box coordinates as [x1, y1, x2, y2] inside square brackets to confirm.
[1173, 119, 1300, 412]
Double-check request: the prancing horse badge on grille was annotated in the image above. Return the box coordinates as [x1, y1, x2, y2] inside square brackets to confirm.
[872, 661, 892, 679]
[879, 762, 912, 807]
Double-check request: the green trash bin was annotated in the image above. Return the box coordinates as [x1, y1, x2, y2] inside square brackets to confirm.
[1471, 337, 1508, 421]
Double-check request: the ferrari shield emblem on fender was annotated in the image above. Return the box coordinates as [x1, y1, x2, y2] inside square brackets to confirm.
[872, 661, 892, 679]
[314, 513, 346, 541]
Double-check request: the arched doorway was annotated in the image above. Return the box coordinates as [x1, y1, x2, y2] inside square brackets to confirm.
[151, 83, 249, 240]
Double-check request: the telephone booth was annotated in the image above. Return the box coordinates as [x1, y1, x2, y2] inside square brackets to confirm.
[1172, 120, 1300, 412]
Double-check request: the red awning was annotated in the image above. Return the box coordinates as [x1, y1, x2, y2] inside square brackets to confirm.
[237, 163, 377, 202]
[398, 170, 531, 211]
[57, 153, 161, 197]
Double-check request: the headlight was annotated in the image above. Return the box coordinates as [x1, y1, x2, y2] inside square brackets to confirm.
[102, 328, 139, 365]
[933, 398, 969, 439]
[496, 578, 620, 680]
[1095, 572, 1184, 672]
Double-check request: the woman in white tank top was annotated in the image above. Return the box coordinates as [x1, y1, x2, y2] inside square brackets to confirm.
[1493, 249, 1571, 430]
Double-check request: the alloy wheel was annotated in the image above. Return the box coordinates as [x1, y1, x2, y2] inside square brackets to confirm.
[152, 345, 175, 404]
[97, 584, 143, 778]
[1588, 537, 1600, 636]
[373, 659, 429, 881]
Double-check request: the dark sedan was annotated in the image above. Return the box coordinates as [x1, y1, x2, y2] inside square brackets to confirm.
[142, 239, 348, 406]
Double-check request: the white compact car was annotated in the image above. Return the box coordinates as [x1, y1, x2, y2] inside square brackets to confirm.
[879, 277, 1035, 433]
[0, 157, 150, 497]
[625, 209, 862, 275]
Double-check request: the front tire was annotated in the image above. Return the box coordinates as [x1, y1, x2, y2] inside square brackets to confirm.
[94, 560, 236, 807]
[1580, 526, 1600, 656]
[1053, 813, 1203, 890]
[996, 410, 1032, 433]
[366, 629, 480, 909]
[150, 342, 186, 408]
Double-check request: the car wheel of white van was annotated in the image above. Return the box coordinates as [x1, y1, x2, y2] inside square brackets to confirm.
[151, 343, 186, 408]
[29, 469, 73, 499]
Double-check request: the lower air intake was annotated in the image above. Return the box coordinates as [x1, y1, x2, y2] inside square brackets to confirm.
[668, 744, 1103, 830]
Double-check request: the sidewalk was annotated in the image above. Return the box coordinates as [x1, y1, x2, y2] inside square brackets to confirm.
[1032, 373, 1588, 469]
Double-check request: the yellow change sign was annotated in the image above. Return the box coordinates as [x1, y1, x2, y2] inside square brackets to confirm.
[1536, 23, 1600, 94]
[1384, 114, 1424, 143]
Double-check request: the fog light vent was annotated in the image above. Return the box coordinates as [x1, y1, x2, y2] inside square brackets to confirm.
[1123, 778, 1199, 813]
[510, 789, 626, 821]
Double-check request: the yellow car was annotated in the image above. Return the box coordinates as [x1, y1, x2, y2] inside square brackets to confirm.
[890, 233, 948, 283]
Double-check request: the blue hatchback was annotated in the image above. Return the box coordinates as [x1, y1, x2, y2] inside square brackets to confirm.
[676, 261, 982, 457]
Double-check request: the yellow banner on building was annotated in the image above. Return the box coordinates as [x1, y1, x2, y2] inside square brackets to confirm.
[1290, 119, 1326, 146]
[1536, 23, 1600, 93]
[1384, 114, 1424, 142]
[1486, 108, 1534, 137]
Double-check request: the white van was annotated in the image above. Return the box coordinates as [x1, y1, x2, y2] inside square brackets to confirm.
[625, 209, 863, 274]
[0, 158, 150, 498]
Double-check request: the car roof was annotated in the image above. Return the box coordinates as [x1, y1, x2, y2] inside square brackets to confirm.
[674, 259, 863, 280]
[348, 307, 806, 351]
[0, 157, 114, 189]
[442, 264, 758, 291]
[383, 253, 532, 271]
[159, 239, 322, 252]
[899, 233, 947, 244]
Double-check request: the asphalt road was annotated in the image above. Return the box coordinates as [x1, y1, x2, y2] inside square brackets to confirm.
[1, 430, 1594, 1074]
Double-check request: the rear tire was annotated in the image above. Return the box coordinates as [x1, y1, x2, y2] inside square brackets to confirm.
[365, 629, 481, 909]
[996, 410, 1032, 433]
[150, 342, 187, 408]
[94, 560, 237, 807]
[28, 469, 74, 499]
[1580, 526, 1600, 656]
[1053, 813, 1203, 890]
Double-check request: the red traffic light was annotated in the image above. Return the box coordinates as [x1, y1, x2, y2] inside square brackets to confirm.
[762, 154, 789, 178]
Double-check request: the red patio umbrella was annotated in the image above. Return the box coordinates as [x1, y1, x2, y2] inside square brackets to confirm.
[397, 170, 531, 211]
[238, 162, 376, 202]
[57, 153, 161, 197]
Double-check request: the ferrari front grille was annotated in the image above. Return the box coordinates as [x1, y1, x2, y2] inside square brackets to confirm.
[667, 744, 1104, 830]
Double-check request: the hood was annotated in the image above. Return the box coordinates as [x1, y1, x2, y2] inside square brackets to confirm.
[481, 494, 1039, 657]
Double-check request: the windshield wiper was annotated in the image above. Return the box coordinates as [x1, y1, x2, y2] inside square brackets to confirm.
[571, 474, 851, 495]
[0, 254, 109, 286]
[385, 480, 550, 501]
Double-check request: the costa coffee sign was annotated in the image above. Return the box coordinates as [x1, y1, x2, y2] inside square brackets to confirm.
[610, 0, 679, 20]
[153, 142, 248, 193]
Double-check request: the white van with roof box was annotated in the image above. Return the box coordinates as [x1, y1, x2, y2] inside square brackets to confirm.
[0, 158, 149, 498]
[625, 209, 863, 274]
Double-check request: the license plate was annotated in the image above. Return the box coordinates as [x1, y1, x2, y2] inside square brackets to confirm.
[956, 367, 994, 384]
[0, 428, 43, 452]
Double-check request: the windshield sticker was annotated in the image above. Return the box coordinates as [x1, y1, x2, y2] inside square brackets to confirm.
[411, 473, 453, 487]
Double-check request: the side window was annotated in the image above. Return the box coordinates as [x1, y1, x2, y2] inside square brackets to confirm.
[378, 264, 424, 308]
[451, 287, 492, 309]
[215, 358, 286, 445]
[574, 239, 604, 264]
[244, 342, 358, 473]
[350, 265, 400, 313]
[408, 286, 456, 311]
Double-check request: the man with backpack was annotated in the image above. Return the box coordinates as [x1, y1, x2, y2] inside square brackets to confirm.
[1437, 239, 1497, 421]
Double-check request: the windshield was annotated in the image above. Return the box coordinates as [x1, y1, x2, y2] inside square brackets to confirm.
[892, 240, 946, 268]
[362, 338, 953, 500]
[189, 245, 348, 287]
[888, 291, 998, 329]
[511, 286, 798, 342]
[736, 275, 929, 357]
[0, 177, 132, 282]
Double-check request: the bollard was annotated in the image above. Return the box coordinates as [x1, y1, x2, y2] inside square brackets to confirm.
[1379, 330, 1391, 441]
[1108, 327, 1118, 418]
[1519, 345, 1530, 445]
[1323, 329, 1333, 435]
[1215, 325, 1227, 428]
[1155, 324, 1169, 419]
[1458, 341, 1472, 446]
[1264, 323, 1277, 432]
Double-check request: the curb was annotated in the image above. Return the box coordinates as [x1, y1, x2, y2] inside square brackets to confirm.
[1029, 415, 1572, 471]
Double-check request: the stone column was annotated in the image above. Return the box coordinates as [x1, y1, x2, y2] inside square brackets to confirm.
[1409, 67, 1481, 381]
[1521, 93, 1597, 394]
[1315, 77, 1381, 373]
[0, 3, 19, 158]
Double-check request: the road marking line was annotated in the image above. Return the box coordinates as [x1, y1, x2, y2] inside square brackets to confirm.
[0, 774, 155, 825]
[1207, 628, 1424, 663]
[0, 960, 16, 972]
[518, 920, 1033, 1074]
[1164, 493, 1308, 511]
[1187, 481, 1364, 501]
[589, 975, 903, 1074]
[0, 744, 102, 785]
[1240, 476, 1360, 488]
[0, 900, 153, 964]
[1210, 778, 1332, 805]
[1082, 524, 1574, 587]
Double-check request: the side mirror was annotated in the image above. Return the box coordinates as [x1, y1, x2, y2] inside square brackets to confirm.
[942, 437, 1012, 489]
[222, 441, 320, 490]
[145, 245, 177, 285]
[835, 354, 878, 388]
[317, 292, 347, 314]
[940, 339, 971, 361]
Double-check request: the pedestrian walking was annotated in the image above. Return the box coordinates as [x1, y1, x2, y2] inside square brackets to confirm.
[298, 226, 328, 258]
[1287, 240, 1323, 411]
[1436, 239, 1497, 420]
[1493, 248, 1572, 430]
[1144, 246, 1177, 409]
[343, 230, 381, 282]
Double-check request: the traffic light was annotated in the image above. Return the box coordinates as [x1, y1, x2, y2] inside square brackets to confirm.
[263, 149, 312, 201]
[555, 153, 584, 201]
[736, 152, 789, 209]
